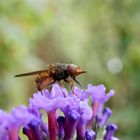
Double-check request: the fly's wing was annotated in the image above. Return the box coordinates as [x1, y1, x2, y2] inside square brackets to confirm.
[14, 69, 49, 77]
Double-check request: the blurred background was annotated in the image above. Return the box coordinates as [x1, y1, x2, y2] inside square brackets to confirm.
[0, 0, 140, 139]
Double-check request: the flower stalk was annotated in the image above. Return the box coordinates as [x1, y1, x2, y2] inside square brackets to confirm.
[48, 111, 57, 140]
[63, 110, 80, 140]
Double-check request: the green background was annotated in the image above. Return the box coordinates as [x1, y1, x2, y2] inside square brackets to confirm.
[0, 0, 140, 139]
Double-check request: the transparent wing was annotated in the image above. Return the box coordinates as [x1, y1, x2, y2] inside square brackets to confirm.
[15, 69, 49, 77]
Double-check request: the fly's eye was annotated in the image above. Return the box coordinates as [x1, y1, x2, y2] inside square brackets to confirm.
[67, 64, 78, 76]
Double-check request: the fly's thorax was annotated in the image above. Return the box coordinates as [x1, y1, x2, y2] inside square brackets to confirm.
[51, 63, 69, 81]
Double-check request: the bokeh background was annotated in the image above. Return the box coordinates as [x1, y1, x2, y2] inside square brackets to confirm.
[0, 0, 140, 139]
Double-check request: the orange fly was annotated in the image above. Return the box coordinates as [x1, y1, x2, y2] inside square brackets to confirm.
[15, 63, 86, 92]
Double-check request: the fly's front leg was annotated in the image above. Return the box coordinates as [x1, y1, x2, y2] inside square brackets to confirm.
[73, 77, 82, 88]
[64, 79, 76, 96]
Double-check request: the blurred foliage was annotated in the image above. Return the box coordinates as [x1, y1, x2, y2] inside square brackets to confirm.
[0, 0, 140, 139]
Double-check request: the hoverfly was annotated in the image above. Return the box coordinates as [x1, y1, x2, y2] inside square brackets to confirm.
[15, 63, 86, 92]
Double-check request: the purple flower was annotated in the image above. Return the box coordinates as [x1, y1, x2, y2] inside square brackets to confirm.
[43, 84, 68, 99]
[104, 124, 118, 140]
[63, 110, 80, 140]
[70, 86, 88, 100]
[29, 84, 69, 140]
[59, 96, 92, 140]
[85, 129, 96, 140]
[0, 106, 36, 140]
[24, 118, 42, 140]
[11, 106, 34, 126]
[29, 107, 41, 118]
[9, 106, 35, 140]
[30, 92, 52, 111]
[86, 84, 115, 117]
[23, 118, 48, 140]
[96, 107, 112, 128]
[30, 84, 92, 140]
[57, 116, 65, 140]
[23, 125, 33, 140]
[0, 83, 118, 140]
[0, 110, 12, 140]
[29, 84, 68, 112]
[76, 99, 93, 139]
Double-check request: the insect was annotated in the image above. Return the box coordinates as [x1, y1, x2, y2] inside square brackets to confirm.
[15, 63, 86, 92]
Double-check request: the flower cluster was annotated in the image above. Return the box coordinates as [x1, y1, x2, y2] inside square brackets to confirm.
[0, 84, 118, 140]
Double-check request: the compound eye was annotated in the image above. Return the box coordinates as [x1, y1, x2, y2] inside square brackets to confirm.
[67, 64, 78, 76]
[69, 64, 78, 69]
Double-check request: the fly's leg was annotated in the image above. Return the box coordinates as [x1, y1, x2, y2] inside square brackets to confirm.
[35, 76, 55, 94]
[35, 76, 43, 94]
[64, 79, 76, 96]
[57, 81, 67, 97]
[73, 77, 83, 88]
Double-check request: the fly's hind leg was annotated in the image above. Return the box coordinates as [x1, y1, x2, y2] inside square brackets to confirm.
[56, 81, 67, 97]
